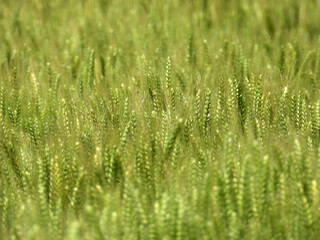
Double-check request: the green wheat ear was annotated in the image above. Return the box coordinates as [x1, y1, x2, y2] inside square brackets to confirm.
[202, 89, 212, 139]
[88, 49, 95, 88]
[279, 45, 285, 75]
[203, 39, 211, 64]
[314, 36, 320, 82]
[279, 87, 289, 135]
[165, 56, 172, 90]
[0, 86, 5, 121]
[195, 90, 202, 132]
[187, 34, 195, 65]
[170, 88, 176, 119]
[164, 119, 183, 160]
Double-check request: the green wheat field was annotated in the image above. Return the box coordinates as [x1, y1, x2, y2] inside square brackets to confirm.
[1, 0, 320, 239]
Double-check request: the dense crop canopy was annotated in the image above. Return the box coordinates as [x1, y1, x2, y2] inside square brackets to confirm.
[1, 0, 320, 239]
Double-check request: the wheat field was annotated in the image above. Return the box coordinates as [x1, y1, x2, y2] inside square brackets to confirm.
[1, 0, 320, 239]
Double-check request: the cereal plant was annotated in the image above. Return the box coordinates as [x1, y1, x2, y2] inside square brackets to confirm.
[1, 0, 320, 239]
